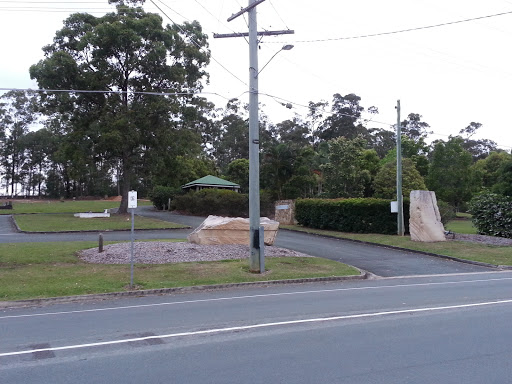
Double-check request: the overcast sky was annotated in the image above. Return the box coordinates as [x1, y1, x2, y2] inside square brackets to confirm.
[1, 0, 512, 150]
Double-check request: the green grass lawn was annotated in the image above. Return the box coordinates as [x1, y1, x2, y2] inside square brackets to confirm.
[13, 213, 186, 232]
[281, 225, 512, 266]
[0, 241, 360, 301]
[445, 219, 477, 234]
[0, 199, 152, 214]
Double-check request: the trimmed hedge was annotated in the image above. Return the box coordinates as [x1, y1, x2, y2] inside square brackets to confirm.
[295, 198, 410, 235]
[171, 189, 274, 217]
[469, 192, 512, 238]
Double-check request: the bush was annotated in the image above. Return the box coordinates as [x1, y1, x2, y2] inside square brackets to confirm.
[469, 192, 512, 238]
[295, 198, 410, 235]
[150, 185, 182, 210]
[437, 200, 456, 225]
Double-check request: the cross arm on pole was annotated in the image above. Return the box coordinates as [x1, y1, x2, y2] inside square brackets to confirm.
[227, 0, 267, 22]
[214, 30, 294, 39]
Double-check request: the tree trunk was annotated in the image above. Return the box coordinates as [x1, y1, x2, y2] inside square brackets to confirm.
[117, 155, 132, 214]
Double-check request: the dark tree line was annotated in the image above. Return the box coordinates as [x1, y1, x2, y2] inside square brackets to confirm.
[0, 0, 509, 214]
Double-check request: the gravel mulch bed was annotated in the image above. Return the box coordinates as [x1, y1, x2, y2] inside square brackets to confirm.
[78, 242, 312, 264]
[451, 233, 512, 246]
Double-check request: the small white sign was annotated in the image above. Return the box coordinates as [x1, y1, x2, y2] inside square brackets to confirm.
[276, 205, 290, 210]
[390, 201, 398, 213]
[128, 190, 138, 209]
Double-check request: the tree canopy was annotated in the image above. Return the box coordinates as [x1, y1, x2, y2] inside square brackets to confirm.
[29, 1, 210, 212]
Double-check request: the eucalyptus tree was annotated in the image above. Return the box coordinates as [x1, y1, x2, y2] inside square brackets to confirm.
[426, 136, 476, 210]
[458, 122, 498, 161]
[29, 0, 210, 212]
[273, 117, 310, 149]
[318, 93, 367, 142]
[322, 135, 370, 198]
[0, 91, 38, 195]
[401, 113, 432, 142]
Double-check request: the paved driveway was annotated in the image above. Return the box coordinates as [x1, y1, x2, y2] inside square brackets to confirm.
[0, 208, 496, 277]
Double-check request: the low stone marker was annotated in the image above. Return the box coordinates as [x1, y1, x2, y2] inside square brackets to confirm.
[274, 199, 296, 225]
[74, 209, 111, 218]
[188, 215, 279, 246]
[409, 190, 446, 242]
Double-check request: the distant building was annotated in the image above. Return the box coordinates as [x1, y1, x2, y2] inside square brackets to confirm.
[181, 175, 240, 193]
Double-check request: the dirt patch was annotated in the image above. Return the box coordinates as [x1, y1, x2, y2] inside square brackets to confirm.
[106, 196, 122, 201]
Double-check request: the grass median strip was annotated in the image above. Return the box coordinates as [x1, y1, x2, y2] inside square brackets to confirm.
[281, 225, 512, 266]
[0, 241, 359, 301]
[13, 213, 186, 232]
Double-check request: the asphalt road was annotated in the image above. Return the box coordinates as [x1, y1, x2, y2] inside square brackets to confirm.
[2, 272, 512, 383]
[0, 208, 495, 277]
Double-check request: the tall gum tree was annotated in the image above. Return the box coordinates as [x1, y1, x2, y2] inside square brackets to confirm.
[29, 0, 210, 213]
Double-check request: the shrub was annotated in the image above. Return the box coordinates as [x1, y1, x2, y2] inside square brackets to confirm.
[295, 198, 410, 235]
[150, 185, 182, 210]
[437, 200, 456, 225]
[171, 189, 275, 218]
[469, 192, 512, 238]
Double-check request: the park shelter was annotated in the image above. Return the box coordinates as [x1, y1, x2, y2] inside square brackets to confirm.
[181, 175, 240, 192]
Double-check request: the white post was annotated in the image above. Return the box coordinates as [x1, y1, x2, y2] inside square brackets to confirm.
[128, 190, 137, 287]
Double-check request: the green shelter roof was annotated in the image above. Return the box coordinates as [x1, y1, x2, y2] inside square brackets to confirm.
[182, 175, 240, 188]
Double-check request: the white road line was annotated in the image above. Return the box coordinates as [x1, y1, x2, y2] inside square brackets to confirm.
[2, 276, 512, 320]
[2, 298, 512, 358]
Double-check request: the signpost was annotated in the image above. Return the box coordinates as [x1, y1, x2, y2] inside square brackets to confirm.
[128, 190, 137, 288]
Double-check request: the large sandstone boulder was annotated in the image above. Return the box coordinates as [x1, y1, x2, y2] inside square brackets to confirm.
[188, 215, 279, 245]
[409, 190, 446, 242]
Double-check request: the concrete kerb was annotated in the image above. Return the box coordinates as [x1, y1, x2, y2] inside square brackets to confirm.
[281, 228, 512, 271]
[0, 270, 370, 309]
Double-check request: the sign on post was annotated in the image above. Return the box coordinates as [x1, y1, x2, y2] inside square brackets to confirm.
[128, 190, 137, 287]
[128, 190, 138, 209]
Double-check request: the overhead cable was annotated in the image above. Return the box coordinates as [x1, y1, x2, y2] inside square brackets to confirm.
[276, 10, 512, 43]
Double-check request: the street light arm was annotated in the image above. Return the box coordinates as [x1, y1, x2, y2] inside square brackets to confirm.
[256, 45, 294, 78]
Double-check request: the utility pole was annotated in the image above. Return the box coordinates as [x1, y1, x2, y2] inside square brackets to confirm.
[396, 100, 405, 236]
[215, 0, 294, 272]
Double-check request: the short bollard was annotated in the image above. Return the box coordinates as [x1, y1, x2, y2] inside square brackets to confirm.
[99, 233, 104, 253]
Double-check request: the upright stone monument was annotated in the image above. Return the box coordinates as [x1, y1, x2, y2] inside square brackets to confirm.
[409, 190, 446, 242]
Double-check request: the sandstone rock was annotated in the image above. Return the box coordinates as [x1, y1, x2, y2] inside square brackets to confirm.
[274, 200, 296, 225]
[188, 216, 279, 246]
[409, 190, 446, 242]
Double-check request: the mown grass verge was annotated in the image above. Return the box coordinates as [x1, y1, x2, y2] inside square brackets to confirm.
[281, 225, 512, 266]
[13, 213, 186, 232]
[0, 241, 359, 301]
[0, 199, 152, 214]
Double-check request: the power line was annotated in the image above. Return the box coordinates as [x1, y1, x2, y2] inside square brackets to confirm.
[4, 87, 511, 149]
[193, 0, 249, 44]
[271, 10, 512, 43]
[0, 87, 232, 100]
[268, 0, 289, 30]
[148, 0, 248, 87]
[258, 92, 394, 127]
[0, 1, 104, 2]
